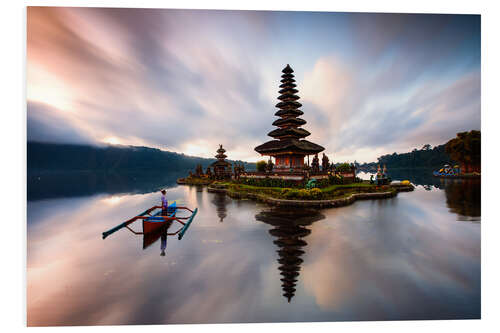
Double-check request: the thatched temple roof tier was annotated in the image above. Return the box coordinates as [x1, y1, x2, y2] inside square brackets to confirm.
[274, 109, 304, 117]
[255, 139, 324, 155]
[278, 88, 299, 95]
[215, 154, 227, 159]
[210, 160, 232, 167]
[272, 117, 307, 127]
[277, 93, 300, 101]
[279, 82, 297, 89]
[275, 101, 302, 109]
[267, 127, 310, 139]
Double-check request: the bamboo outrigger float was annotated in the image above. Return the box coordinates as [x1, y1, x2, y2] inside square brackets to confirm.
[102, 202, 198, 240]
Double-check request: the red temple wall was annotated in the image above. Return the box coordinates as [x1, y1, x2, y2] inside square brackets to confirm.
[274, 155, 304, 168]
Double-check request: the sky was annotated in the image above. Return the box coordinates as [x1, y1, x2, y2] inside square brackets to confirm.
[27, 7, 480, 163]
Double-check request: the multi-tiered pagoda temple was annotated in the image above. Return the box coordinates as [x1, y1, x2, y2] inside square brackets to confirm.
[210, 144, 232, 179]
[255, 64, 324, 172]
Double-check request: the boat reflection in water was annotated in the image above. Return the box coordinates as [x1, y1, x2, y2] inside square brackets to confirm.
[141, 223, 172, 255]
[255, 209, 325, 302]
[128, 219, 190, 256]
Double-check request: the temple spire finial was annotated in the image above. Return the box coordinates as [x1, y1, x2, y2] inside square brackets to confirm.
[282, 64, 294, 74]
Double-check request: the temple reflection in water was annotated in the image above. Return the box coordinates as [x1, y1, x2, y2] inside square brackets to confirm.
[211, 192, 229, 222]
[255, 209, 325, 302]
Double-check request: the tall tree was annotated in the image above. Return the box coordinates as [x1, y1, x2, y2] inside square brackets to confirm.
[445, 130, 481, 172]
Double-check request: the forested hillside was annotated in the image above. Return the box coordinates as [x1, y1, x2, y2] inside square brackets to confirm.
[359, 144, 453, 170]
[27, 142, 255, 173]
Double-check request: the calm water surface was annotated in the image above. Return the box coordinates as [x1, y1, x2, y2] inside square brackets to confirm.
[27, 171, 480, 326]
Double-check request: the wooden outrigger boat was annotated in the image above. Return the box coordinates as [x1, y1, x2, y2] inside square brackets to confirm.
[102, 202, 198, 240]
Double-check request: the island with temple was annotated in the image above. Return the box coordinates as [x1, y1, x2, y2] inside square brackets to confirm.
[180, 64, 414, 207]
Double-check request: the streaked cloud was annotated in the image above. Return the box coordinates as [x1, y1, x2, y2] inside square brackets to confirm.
[27, 7, 480, 162]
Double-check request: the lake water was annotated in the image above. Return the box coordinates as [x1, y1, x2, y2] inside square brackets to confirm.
[27, 170, 480, 326]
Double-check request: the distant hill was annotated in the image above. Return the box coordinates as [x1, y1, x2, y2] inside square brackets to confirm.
[358, 144, 454, 170]
[27, 141, 255, 174]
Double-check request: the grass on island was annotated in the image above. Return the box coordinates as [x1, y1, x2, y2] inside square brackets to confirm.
[217, 181, 396, 201]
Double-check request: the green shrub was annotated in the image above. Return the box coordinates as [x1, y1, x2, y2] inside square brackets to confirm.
[280, 188, 323, 200]
[309, 188, 323, 199]
[327, 174, 344, 185]
[316, 178, 329, 188]
[256, 160, 267, 172]
[238, 177, 304, 188]
[297, 189, 308, 199]
[336, 163, 352, 173]
[283, 189, 299, 199]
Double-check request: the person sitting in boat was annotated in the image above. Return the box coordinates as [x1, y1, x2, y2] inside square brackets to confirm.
[161, 190, 168, 215]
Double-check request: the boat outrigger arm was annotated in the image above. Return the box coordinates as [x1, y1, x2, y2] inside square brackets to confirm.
[102, 205, 198, 240]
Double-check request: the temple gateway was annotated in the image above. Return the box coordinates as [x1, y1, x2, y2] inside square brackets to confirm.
[255, 64, 325, 172]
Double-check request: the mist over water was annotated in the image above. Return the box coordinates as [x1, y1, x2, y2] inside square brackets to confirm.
[27, 169, 480, 325]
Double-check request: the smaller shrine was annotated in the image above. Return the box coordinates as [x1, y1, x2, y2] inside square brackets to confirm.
[371, 164, 391, 185]
[211, 144, 232, 180]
